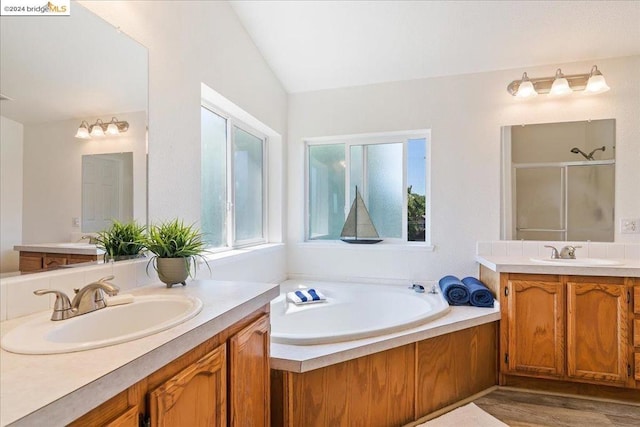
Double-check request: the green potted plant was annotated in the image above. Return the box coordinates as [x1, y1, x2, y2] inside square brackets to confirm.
[142, 219, 210, 288]
[94, 220, 146, 262]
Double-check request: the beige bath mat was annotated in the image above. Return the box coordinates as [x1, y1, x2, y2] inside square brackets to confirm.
[418, 403, 508, 427]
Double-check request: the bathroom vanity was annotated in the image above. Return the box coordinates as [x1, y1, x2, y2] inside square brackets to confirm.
[477, 255, 640, 398]
[0, 280, 279, 426]
[14, 243, 103, 272]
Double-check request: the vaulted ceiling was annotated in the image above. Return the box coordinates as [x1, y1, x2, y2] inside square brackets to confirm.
[230, 1, 640, 93]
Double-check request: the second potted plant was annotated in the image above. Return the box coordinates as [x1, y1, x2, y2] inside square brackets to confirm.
[142, 219, 210, 288]
[94, 220, 146, 262]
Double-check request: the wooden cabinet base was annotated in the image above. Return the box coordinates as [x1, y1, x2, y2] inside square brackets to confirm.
[271, 322, 498, 426]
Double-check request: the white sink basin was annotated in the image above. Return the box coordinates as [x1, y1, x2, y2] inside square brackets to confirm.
[1, 295, 202, 354]
[530, 257, 624, 267]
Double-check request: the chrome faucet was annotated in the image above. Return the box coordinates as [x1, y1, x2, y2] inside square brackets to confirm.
[560, 245, 581, 259]
[544, 245, 561, 259]
[34, 276, 119, 321]
[80, 234, 98, 244]
[544, 245, 582, 260]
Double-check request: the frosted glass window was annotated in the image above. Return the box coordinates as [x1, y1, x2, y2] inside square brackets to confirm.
[567, 164, 614, 241]
[233, 127, 264, 242]
[350, 143, 402, 238]
[201, 106, 227, 247]
[308, 144, 345, 240]
[307, 132, 430, 243]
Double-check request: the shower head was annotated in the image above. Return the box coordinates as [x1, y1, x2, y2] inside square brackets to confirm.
[570, 147, 581, 154]
[570, 147, 590, 160]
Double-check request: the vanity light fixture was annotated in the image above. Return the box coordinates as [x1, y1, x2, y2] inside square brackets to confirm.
[549, 69, 572, 96]
[75, 117, 129, 139]
[74, 121, 91, 139]
[507, 65, 610, 98]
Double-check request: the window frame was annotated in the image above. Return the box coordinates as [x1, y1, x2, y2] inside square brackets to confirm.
[201, 99, 268, 250]
[304, 130, 431, 245]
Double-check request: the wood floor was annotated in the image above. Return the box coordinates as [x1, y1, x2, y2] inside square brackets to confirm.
[473, 388, 640, 427]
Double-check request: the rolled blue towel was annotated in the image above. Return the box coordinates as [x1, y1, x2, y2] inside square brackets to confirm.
[438, 275, 470, 306]
[461, 277, 494, 308]
[286, 288, 326, 305]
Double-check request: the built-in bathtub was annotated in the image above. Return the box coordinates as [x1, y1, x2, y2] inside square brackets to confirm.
[269, 279, 501, 426]
[270, 280, 450, 345]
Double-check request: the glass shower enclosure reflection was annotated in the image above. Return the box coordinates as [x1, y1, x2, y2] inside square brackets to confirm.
[502, 119, 615, 242]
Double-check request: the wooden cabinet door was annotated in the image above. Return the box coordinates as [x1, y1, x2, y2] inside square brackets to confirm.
[567, 281, 629, 385]
[103, 405, 139, 427]
[43, 254, 68, 269]
[149, 344, 227, 427]
[19, 252, 43, 272]
[229, 315, 270, 427]
[506, 278, 565, 377]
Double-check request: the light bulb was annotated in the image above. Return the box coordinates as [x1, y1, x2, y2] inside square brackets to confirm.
[515, 73, 537, 98]
[585, 66, 610, 94]
[75, 122, 90, 139]
[549, 69, 572, 96]
[90, 124, 105, 137]
[106, 122, 119, 135]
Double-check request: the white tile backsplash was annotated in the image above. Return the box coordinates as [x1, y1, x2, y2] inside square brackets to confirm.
[605, 244, 626, 259]
[7, 276, 51, 319]
[112, 262, 137, 291]
[625, 244, 640, 260]
[506, 241, 523, 256]
[0, 259, 153, 321]
[588, 242, 608, 258]
[491, 242, 507, 256]
[522, 241, 540, 257]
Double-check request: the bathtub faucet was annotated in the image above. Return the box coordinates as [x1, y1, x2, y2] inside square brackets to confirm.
[409, 283, 425, 293]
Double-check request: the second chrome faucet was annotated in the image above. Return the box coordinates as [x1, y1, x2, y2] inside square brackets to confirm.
[34, 276, 120, 321]
[544, 245, 582, 260]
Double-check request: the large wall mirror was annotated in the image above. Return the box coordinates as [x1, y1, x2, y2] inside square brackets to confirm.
[0, 3, 148, 273]
[501, 119, 615, 242]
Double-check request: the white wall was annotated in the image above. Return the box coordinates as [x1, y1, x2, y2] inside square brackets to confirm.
[0, 116, 23, 273]
[22, 111, 147, 244]
[80, 1, 288, 281]
[288, 56, 640, 282]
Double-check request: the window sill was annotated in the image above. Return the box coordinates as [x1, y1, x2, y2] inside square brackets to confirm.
[199, 243, 285, 267]
[295, 241, 435, 252]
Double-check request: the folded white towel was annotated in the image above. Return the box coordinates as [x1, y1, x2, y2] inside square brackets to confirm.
[286, 289, 326, 305]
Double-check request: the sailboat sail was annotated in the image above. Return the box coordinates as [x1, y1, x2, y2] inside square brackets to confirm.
[340, 187, 382, 244]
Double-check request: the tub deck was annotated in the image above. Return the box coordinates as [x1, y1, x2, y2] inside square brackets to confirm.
[271, 302, 500, 372]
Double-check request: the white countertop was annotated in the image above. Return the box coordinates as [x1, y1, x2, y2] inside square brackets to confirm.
[476, 255, 640, 277]
[0, 280, 279, 427]
[271, 304, 500, 373]
[14, 243, 105, 256]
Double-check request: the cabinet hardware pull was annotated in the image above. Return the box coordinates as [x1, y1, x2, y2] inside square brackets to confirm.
[505, 287, 509, 297]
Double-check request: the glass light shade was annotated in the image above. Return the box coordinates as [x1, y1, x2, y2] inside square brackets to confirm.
[516, 80, 537, 98]
[106, 122, 119, 135]
[550, 77, 572, 96]
[585, 74, 610, 94]
[75, 125, 90, 139]
[90, 125, 105, 137]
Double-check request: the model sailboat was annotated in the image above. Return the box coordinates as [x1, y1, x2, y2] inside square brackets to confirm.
[340, 187, 383, 244]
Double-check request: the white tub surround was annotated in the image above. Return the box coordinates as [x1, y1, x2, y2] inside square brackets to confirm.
[0, 280, 279, 427]
[271, 280, 450, 345]
[271, 302, 499, 373]
[13, 243, 105, 256]
[476, 256, 640, 277]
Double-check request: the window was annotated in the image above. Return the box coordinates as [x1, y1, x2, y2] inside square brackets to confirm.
[307, 132, 429, 243]
[201, 104, 266, 249]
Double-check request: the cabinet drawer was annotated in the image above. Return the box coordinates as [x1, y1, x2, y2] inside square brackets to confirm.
[635, 319, 640, 348]
[19, 253, 43, 272]
[636, 354, 640, 381]
[43, 254, 68, 269]
[635, 287, 640, 314]
[68, 254, 98, 264]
